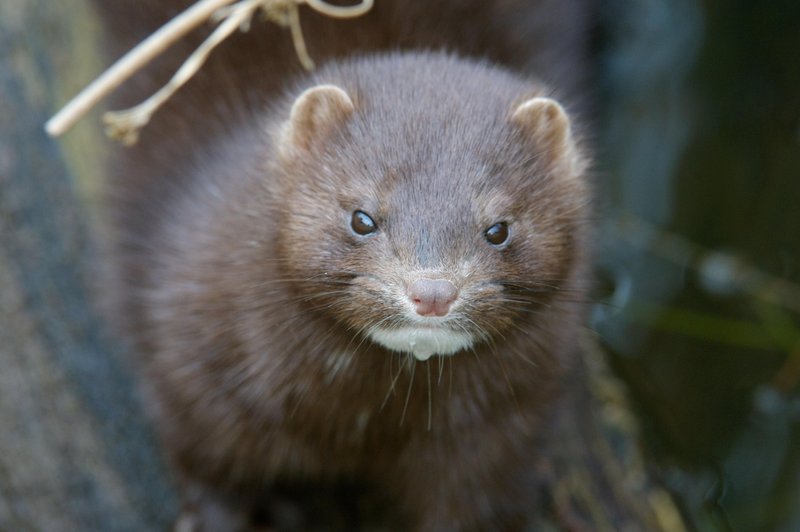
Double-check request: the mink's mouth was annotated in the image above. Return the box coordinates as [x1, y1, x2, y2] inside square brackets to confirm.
[366, 325, 475, 361]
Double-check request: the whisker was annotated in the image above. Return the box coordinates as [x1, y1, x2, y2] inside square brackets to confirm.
[448, 356, 453, 399]
[426, 360, 432, 432]
[505, 325, 543, 369]
[345, 314, 394, 355]
[400, 357, 416, 427]
[380, 353, 409, 412]
[465, 315, 500, 344]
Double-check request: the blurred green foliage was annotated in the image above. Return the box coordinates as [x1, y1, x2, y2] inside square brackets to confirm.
[596, 0, 800, 529]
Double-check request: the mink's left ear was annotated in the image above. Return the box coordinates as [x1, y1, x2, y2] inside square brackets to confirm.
[511, 97, 583, 175]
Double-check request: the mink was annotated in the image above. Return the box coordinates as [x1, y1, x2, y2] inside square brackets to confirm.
[94, 1, 593, 530]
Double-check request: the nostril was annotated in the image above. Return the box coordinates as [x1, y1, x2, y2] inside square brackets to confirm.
[407, 279, 459, 317]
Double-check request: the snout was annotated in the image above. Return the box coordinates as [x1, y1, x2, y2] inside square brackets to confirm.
[406, 278, 459, 317]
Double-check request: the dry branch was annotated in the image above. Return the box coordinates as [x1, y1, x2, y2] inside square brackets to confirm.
[44, 0, 373, 143]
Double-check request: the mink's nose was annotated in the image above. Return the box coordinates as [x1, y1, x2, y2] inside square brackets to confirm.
[407, 279, 458, 317]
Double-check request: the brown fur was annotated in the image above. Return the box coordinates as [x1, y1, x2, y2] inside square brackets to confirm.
[93, 2, 594, 530]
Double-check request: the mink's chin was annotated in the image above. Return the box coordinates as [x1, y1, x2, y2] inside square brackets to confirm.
[367, 325, 475, 361]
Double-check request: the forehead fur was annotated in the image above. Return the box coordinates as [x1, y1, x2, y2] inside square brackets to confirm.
[317, 53, 542, 173]
[296, 53, 558, 203]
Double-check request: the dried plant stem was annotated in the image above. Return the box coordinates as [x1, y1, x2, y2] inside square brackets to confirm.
[104, 0, 263, 145]
[45, 0, 235, 137]
[287, 2, 314, 70]
[305, 0, 373, 17]
[45, 0, 374, 142]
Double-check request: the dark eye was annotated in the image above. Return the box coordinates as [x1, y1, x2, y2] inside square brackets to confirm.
[351, 210, 377, 235]
[484, 222, 509, 246]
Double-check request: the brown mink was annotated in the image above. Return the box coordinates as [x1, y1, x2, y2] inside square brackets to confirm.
[95, 2, 593, 531]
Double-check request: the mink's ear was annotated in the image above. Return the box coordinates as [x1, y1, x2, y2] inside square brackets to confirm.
[511, 97, 581, 174]
[280, 84, 354, 157]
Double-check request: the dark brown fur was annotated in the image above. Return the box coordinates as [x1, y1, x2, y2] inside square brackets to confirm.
[93, 1, 593, 530]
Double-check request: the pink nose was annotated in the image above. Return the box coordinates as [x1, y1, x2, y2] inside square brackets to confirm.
[407, 279, 458, 317]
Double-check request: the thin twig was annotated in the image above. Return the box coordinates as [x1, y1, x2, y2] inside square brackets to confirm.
[45, 0, 235, 137]
[104, 0, 264, 145]
[45, 0, 374, 142]
[286, 1, 314, 70]
[305, 0, 373, 17]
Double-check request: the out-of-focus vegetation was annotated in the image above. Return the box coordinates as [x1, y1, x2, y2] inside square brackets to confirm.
[596, 0, 800, 529]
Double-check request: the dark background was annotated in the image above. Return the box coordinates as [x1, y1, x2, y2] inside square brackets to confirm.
[595, 0, 800, 529]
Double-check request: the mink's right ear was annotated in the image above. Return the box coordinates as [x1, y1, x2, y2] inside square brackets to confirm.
[279, 84, 354, 158]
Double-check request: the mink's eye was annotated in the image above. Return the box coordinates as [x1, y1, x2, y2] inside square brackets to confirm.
[484, 222, 510, 246]
[351, 210, 377, 235]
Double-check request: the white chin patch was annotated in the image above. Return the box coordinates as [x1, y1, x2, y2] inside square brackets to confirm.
[367, 326, 474, 361]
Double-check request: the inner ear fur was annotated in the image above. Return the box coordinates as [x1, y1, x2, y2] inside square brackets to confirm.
[280, 84, 354, 157]
[511, 97, 581, 174]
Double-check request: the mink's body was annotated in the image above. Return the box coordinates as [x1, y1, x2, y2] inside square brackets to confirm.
[94, 2, 593, 530]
